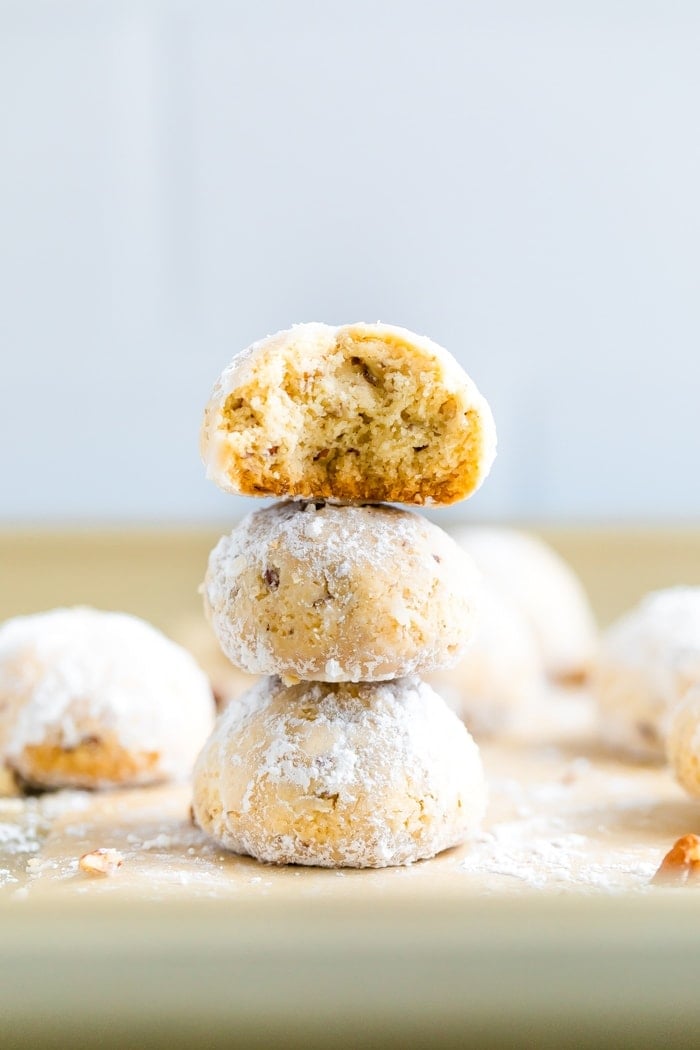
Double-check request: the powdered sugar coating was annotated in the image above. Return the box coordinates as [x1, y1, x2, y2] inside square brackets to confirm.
[0, 608, 216, 788]
[427, 578, 544, 736]
[595, 588, 700, 760]
[204, 501, 482, 683]
[454, 526, 597, 681]
[192, 676, 486, 868]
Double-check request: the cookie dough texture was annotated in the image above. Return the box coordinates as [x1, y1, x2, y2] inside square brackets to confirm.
[200, 322, 497, 506]
[667, 687, 700, 796]
[454, 527, 597, 682]
[204, 501, 482, 683]
[426, 579, 543, 735]
[595, 588, 700, 761]
[192, 676, 486, 868]
[0, 608, 216, 790]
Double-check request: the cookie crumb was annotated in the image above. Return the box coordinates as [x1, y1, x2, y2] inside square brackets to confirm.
[79, 848, 124, 877]
[651, 834, 700, 886]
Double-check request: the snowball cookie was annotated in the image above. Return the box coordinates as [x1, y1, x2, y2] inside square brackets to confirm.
[667, 687, 700, 796]
[595, 588, 700, 761]
[453, 526, 597, 682]
[168, 613, 259, 712]
[426, 579, 544, 735]
[192, 676, 486, 868]
[200, 322, 497, 506]
[204, 501, 482, 683]
[0, 608, 216, 790]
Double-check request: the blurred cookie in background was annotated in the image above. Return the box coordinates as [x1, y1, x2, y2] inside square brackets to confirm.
[169, 612, 258, 712]
[594, 587, 700, 761]
[0, 607, 215, 791]
[426, 577, 544, 737]
[453, 526, 598, 686]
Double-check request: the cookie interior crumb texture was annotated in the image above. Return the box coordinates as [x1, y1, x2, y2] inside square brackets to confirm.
[192, 676, 486, 868]
[200, 322, 497, 505]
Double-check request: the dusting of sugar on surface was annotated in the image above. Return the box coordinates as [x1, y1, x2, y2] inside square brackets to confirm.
[0, 689, 692, 898]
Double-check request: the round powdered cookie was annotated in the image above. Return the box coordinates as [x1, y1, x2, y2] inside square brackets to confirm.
[426, 579, 544, 736]
[667, 686, 700, 796]
[0, 608, 215, 790]
[200, 322, 496, 506]
[454, 526, 597, 683]
[204, 501, 482, 683]
[192, 676, 486, 868]
[169, 614, 259, 712]
[594, 588, 700, 761]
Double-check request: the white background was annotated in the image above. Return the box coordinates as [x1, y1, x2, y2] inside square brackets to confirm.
[1, 1, 699, 525]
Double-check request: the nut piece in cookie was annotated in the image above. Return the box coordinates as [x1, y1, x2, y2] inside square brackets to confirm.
[200, 322, 496, 506]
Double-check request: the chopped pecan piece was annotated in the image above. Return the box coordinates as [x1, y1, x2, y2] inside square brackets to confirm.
[651, 833, 700, 886]
[79, 848, 124, 877]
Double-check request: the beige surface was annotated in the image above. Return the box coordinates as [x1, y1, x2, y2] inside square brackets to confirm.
[1, 527, 698, 896]
[2, 528, 700, 1046]
[1, 688, 699, 1047]
[0, 688, 690, 902]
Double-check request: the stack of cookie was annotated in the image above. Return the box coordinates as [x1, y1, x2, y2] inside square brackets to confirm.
[192, 322, 497, 868]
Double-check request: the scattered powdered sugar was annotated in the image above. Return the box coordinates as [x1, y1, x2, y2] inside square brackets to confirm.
[454, 737, 674, 894]
[0, 790, 91, 889]
[460, 821, 657, 893]
[0, 727, 683, 895]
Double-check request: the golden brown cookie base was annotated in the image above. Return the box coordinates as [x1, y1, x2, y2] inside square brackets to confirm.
[223, 402, 485, 505]
[554, 668, 590, 688]
[11, 735, 161, 791]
